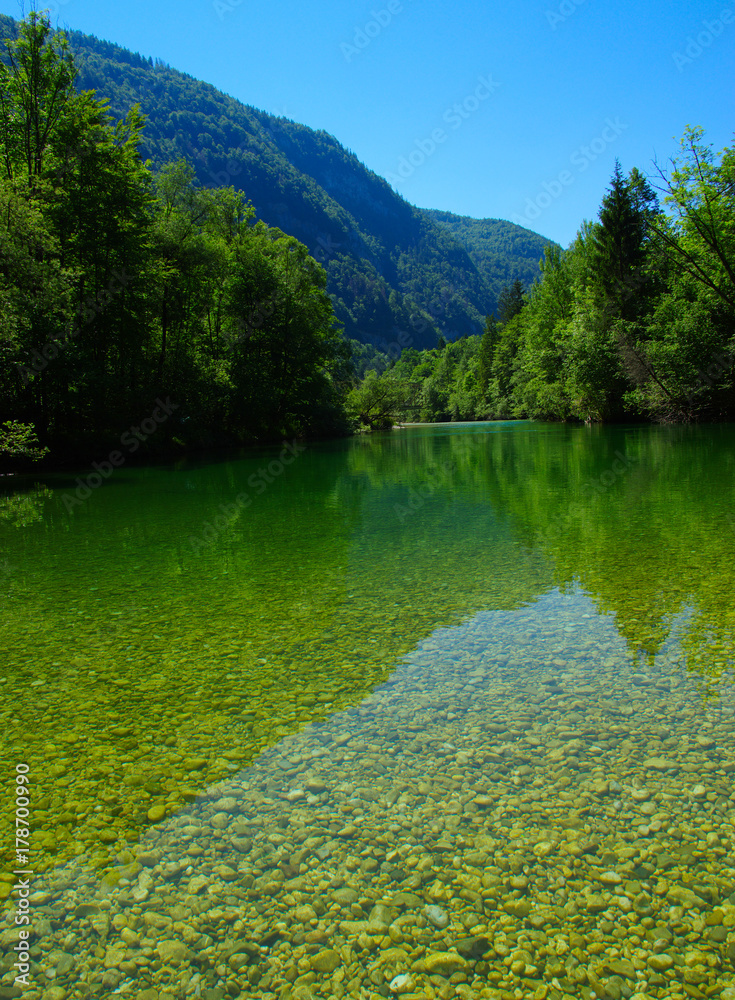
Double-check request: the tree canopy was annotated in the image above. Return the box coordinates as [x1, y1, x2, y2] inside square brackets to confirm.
[0, 13, 351, 469]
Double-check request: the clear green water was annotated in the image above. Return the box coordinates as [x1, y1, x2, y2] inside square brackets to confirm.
[1, 422, 735, 998]
[1, 422, 734, 876]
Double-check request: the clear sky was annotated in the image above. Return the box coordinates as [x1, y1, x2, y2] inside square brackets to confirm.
[2, 0, 733, 247]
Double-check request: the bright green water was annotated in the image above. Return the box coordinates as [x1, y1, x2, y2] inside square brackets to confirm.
[1, 421, 734, 881]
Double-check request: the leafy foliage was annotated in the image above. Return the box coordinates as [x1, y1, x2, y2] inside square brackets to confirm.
[0, 14, 351, 469]
[0, 420, 48, 461]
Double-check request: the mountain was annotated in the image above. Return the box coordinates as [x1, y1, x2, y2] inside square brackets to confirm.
[0, 15, 557, 350]
[422, 209, 554, 305]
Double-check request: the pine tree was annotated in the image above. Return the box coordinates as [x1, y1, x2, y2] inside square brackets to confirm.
[497, 280, 525, 325]
[589, 160, 652, 322]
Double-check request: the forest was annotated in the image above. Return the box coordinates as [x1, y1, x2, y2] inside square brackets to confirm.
[0, 13, 353, 468]
[350, 140, 735, 427]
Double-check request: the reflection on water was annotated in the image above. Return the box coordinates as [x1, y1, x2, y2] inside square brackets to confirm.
[1, 422, 735, 997]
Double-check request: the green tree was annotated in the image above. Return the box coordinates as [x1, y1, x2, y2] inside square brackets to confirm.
[497, 279, 525, 325]
[478, 314, 498, 397]
[588, 160, 655, 322]
[0, 419, 48, 462]
[347, 369, 412, 430]
[649, 127, 735, 312]
[0, 11, 76, 182]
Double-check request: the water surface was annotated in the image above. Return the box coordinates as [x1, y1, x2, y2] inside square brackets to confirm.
[1, 422, 735, 999]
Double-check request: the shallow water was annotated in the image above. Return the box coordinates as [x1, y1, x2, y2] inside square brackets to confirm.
[1, 421, 735, 999]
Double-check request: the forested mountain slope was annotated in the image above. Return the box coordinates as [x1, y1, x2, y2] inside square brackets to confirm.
[0, 15, 555, 349]
[423, 209, 553, 305]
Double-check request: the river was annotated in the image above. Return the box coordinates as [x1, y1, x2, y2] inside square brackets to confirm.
[1, 421, 734, 999]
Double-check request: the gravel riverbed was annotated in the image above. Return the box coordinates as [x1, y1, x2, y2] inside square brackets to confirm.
[2, 595, 735, 1000]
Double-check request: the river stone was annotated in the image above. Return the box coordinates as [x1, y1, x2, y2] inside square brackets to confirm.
[503, 899, 531, 918]
[389, 974, 415, 994]
[332, 887, 358, 907]
[229, 953, 252, 972]
[231, 837, 252, 852]
[103, 945, 127, 968]
[668, 886, 703, 908]
[214, 796, 238, 811]
[394, 892, 422, 909]
[135, 850, 161, 866]
[643, 757, 678, 771]
[368, 904, 393, 930]
[305, 777, 327, 793]
[455, 936, 490, 960]
[187, 874, 210, 894]
[311, 949, 340, 973]
[424, 904, 449, 929]
[156, 940, 190, 965]
[0, 928, 23, 948]
[599, 871, 623, 886]
[54, 953, 75, 975]
[609, 958, 636, 978]
[648, 953, 674, 971]
[424, 951, 468, 976]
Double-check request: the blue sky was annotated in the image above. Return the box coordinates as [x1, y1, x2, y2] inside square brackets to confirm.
[2, 0, 733, 247]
